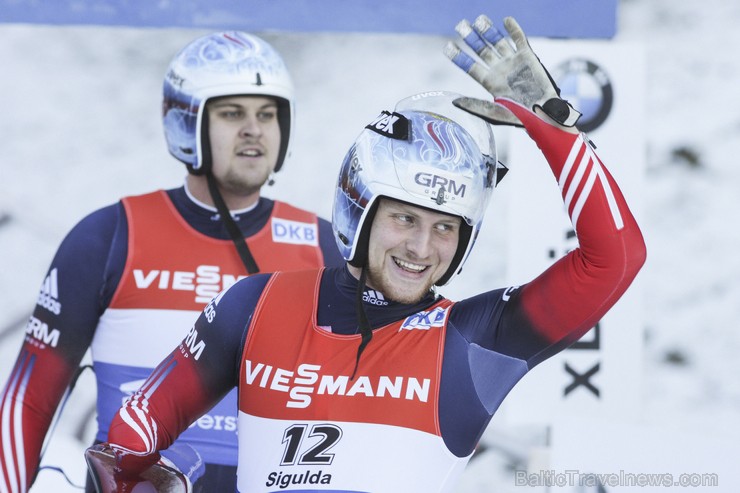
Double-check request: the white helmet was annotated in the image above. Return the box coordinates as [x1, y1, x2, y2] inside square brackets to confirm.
[162, 31, 294, 174]
[332, 91, 502, 286]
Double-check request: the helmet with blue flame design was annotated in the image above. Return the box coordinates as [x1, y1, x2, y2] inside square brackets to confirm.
[162, 31, 294, 175]
[332, 91, 504, 286]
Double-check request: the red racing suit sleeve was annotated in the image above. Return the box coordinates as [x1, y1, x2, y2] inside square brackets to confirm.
[104, 274, 269, 478]
[495, 98, 647, 366]
[0, 347, 82, 491]
[104, 348, 221, 477]
[0, 206, 120, 493]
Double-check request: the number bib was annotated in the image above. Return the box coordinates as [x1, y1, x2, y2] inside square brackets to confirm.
[236, 270, 469, 492]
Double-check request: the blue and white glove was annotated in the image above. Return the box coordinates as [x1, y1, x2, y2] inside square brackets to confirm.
[444, 15, 581, 128]
[159, 443, 205, 487]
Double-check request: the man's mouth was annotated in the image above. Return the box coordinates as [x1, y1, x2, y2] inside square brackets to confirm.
[237, 148, 263, 157]
[393, 257, 428, 273]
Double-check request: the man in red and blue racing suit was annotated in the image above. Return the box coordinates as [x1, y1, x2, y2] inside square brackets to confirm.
[0, 31, 343, 493]
[94, 16, 646, 493]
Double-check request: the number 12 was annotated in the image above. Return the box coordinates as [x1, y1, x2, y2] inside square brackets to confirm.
[281, 424, 343, 465]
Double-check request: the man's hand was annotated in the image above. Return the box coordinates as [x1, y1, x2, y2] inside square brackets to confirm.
[444, 15, 581, 128]
[85, 444, 197, 493]
[85, 445, 149, 493]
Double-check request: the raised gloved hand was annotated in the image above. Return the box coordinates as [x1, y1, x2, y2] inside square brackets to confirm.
[444, 15, 581, 128]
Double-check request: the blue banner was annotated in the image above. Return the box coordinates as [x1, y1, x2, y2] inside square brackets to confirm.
[0, 0, 617, 38]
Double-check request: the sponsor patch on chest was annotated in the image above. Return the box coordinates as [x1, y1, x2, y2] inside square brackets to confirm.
[400, 305, 450, 331]
[271, 217, 319, 246]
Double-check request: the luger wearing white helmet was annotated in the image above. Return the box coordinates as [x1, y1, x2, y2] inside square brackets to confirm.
[161, 31, 295, 274]
[162, 31, 295, 175]
[332, 91, 504, 287]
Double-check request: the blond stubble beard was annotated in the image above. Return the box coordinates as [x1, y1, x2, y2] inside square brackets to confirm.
[364, 263, 436, 305]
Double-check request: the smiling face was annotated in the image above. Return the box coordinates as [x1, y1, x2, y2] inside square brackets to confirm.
[356, 198, 461, 304]
[204, 95, 281, 206]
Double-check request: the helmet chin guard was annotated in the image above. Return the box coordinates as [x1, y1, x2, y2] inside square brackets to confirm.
[332, 91, 501, 286]
[162, 31, 294, 175]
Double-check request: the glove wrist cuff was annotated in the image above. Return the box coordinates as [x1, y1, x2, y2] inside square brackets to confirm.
[539, 98, 581, 127]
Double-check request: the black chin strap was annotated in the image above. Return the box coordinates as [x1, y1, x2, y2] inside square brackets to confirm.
[206, 173, 260, 275]
[351, 266, 373, 380]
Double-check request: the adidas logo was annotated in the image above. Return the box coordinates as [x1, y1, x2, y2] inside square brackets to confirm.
[37, 267, 62, 315]
[362, 289, 389, 306]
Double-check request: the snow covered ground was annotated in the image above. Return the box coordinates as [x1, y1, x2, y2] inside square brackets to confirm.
[1, 0, 738, 491]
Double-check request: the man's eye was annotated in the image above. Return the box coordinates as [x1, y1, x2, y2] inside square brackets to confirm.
[220, 110, 243, 119]
[258, 111, 277, 121]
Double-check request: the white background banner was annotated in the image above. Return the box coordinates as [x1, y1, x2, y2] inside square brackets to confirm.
[500, 38, 646, 424]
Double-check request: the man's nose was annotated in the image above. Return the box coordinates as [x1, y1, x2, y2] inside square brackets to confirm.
[239, 116, 262, 137]
[405, 228, 433, 259]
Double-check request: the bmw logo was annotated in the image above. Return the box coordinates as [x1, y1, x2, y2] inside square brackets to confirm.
[552, 59, 613, 132]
